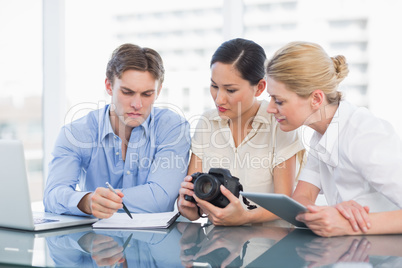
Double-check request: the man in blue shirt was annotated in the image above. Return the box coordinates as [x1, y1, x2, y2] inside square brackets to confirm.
[44, 44, 191, 218]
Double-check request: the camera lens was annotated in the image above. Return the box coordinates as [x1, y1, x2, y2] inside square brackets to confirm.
[193, 174, 221, 201]
[200, 181, 212, 194]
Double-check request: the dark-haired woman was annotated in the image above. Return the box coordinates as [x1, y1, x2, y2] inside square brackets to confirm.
[177, 38, 304, 226]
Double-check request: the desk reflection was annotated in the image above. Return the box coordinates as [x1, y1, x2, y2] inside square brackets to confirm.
[248, 229, 402, 268]
[44, 222, 290, 268]
[3, 222, 398, 268]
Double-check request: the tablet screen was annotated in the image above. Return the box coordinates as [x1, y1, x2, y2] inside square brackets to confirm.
[241, 192, 308, 228]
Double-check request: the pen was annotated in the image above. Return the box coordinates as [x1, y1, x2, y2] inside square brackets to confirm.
[105, 182, 133, 219]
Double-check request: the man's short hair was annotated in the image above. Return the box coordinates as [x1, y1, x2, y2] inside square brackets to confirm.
[106, 43, 165, 86]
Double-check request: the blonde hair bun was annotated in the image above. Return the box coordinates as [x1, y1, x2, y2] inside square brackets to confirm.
[331, 55, 349, 82]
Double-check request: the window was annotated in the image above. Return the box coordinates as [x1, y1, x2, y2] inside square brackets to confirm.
[64, 0, 224, 128]
[0, 0, 43, 201]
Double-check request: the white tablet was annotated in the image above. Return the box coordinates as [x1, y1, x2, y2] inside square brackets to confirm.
[241, 192, 308, 228]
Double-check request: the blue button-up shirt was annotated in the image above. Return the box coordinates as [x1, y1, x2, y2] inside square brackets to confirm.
[44, 105, 190, 216]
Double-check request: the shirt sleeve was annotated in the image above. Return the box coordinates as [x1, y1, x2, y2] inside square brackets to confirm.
[272, 126, 305, 167]
[121, 115, 191, 213]
[190, 112, 211, 159]
[297, 149, 322, 192]
[43, 125, 93, 216]
[348, 115, 402, 208]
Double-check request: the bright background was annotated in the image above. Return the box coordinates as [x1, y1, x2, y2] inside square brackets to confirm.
[1, 0, 402, 201]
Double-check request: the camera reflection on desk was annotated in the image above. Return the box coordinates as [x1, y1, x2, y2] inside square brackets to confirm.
[177, 222, 290, 268]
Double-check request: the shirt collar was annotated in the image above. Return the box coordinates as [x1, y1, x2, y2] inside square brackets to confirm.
[101, 104, 153, 141]
[208, 100, 272, 128]
[100, 105, 114, 141]
[311, 101, 355, 167]
[141, 107, 153, 138]
[252, 100, 271, 126]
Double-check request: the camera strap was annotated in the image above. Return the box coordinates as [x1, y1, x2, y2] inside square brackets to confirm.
[198, 206, 209, 218]
[239, 185, 257, 210]
[242, 196, 257, 210]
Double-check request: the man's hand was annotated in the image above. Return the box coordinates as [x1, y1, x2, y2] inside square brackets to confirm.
[78, 187, 124, 218]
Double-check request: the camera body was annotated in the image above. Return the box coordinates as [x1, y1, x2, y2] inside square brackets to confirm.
[184, 168, 242, 208]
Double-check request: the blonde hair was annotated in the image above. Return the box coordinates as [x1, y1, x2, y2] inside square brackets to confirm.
[267, 41, 349, 104]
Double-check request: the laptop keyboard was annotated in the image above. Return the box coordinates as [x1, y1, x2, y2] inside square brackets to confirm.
[34, 218, 60, 224]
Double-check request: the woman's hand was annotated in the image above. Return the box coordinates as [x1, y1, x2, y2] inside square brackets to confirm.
[335, 200, 371, 233]
[178, 175, 200, 221]
[296, 205, 360, 237]
[194, 185, 249, 226]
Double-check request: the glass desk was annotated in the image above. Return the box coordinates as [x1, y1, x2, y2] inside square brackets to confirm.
[1, 217, 402, 268]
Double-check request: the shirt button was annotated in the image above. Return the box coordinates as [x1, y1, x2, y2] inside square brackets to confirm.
[126, 171, 131, 175]
[114, 136, 118, 139]
[116, 152, 120, 155]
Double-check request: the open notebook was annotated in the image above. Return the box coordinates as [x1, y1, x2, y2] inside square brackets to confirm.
[93, 211, 180, 229]
[0, 140, 97, 231]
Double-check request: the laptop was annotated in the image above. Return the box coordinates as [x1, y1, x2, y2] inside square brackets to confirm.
[241, 192, 308, 228]
[0, 139, 98, 231]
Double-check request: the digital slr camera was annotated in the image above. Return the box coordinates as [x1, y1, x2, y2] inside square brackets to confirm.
[184, 168, 242, 208]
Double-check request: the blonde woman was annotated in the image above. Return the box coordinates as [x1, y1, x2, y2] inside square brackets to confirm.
[266, 41, 402, 237]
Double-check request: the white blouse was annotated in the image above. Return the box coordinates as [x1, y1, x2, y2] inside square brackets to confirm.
[299, 101, 402, 212]
[191, 100, 304, 194]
